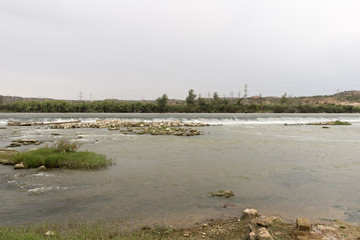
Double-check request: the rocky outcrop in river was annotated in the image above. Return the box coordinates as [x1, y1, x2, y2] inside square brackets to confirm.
[50, 119, 208, 136]
[50, 119, 209, 129]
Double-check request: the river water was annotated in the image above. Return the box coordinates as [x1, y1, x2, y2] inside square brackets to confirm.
[1, 113, 360, 226]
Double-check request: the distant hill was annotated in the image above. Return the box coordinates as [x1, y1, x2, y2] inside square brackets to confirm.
[0, 95, 54, 105]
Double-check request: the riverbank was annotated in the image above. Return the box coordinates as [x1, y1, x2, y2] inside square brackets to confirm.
[1, 209, 359, 239]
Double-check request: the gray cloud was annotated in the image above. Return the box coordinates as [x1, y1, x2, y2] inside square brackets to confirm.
[1, 0, 359, 100]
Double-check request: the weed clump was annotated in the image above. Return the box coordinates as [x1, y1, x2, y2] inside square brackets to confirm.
[53, 139, 81, 153]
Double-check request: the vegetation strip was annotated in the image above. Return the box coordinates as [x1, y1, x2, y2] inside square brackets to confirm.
[1, 90, 360, 113]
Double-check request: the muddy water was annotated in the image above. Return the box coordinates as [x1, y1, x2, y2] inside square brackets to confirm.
[1, 113, 360, 226]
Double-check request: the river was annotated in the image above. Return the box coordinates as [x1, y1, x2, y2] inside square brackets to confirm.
[1, 113, 360, 226]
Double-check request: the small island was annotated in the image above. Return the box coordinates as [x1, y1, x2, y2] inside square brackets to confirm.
[0, 139, 112, 170]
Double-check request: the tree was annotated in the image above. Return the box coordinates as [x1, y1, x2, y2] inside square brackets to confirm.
[185, 89, 197, 106]
[280, 93, 288, 104]
[213, 92, 219, 102]
[156, 94, 168, 112]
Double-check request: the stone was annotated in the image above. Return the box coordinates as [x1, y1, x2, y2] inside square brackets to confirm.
[256, 216, 284, 227]
[10, 142, 22, 147]
[242, 209, 259, 219]
[183, 231, 191, 237]
[249, 231, 256, 240]
[45, 230, 55, 236]
[257, 227, 274, 240]
[296, 218, 311, 231]
[14, 163, 25, 169]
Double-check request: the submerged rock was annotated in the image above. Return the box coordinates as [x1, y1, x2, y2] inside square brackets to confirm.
[38, 166, 46, 171]
[210, 190, 234, 198]
[8, 139, 42, 147]
[8, 142, 21, 147]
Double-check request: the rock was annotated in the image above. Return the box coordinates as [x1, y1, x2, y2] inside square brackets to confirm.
[45, 230, 55, 236]
[9, 139, 41, 147]
[257, 227, 274, 240]
[183, 231, 191, 237]
[296, 218, 311, 231]
[256, 216, 284, 227]
[14, 163, 25, 169]
[9, 142, 22, 147]
[210, 190, 234, 198]
[242, 209, 259, 219]
[249, 231, 256, 240]
[38, 166, 46, 171]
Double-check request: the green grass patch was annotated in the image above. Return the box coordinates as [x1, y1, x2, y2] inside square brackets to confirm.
[13, 148, 112, 169]
[333, 120, 351, 125]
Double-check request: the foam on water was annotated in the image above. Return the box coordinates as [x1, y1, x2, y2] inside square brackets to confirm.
[176, 116, 360, 125]
[2, 113, 360, 126]
[27, 186, 68, 194]
[27, 172, 55, 178]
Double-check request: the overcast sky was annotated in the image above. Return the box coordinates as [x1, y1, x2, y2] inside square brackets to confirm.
[1, 0, 360, 100]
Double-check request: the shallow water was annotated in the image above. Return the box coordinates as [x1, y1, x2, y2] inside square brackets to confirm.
[1, 113, 360, 226]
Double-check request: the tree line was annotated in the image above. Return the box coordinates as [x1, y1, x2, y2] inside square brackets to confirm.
[1, 89, 360, 113]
